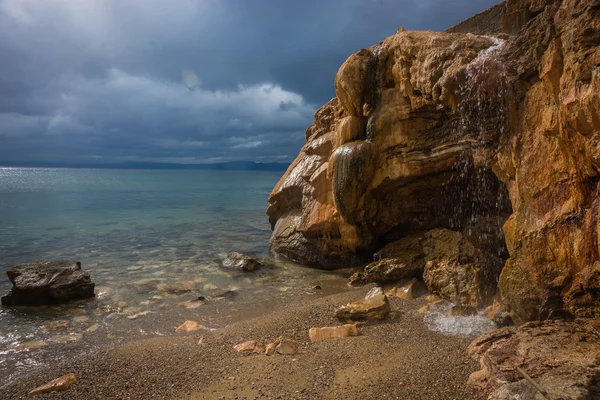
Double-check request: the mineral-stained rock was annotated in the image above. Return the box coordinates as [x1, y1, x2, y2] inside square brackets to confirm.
[222, 252, 263, 272]
[335, 287, 390, 322]
[267, 0, 600, 323]
[422, 229, 504, 308]
[29, 373, 77, 396]
[175, 320, 204, 332]
[448, 305, 477, 317]
[467, 319, 600, 399]
[308, 324, 359, 342]
[1, 261, 95, 306]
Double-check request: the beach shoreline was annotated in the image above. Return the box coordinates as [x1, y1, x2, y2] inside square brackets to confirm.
[1, 286, 484, 399]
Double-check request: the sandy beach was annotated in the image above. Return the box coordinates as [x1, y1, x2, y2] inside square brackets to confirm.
[1, 286, 484, 399]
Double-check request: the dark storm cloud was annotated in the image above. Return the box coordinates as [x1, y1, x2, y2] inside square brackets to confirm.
[0, 0, 500, 165]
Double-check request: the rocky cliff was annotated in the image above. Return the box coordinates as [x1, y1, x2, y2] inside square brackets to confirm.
[267, 0, 600, 325]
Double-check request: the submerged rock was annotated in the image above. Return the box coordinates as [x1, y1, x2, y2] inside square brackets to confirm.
[222, 252, 263, 272]
[335, 287, 390, 322]
[29, 373, 77, 396]
[1, 261, 95, 306]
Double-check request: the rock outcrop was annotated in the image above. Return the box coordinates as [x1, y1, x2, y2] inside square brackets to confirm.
[1, 261, 95, 306]
[267, 0, 600, 323]
[467, 319, 600, 399]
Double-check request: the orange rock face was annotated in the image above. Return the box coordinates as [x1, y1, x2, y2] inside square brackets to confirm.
[267, 0, 600, 323]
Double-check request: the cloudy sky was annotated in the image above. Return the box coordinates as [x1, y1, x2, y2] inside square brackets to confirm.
[0, 0, 499, 166]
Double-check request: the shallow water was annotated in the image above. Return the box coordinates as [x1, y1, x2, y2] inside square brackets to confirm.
[0, 167, 351, 383]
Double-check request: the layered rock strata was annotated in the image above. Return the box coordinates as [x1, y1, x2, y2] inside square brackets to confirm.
[267, 0, 600, 323]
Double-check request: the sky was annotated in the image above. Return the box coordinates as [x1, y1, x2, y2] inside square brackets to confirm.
[0, 0, 500, 166]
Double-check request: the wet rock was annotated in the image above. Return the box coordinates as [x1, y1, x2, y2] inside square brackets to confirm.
[176, 320, 204, 332]
[222, 252, 263, 272]
[335, 286, 390, 322]
[156, 282, 196, 295]
[309, 324, 359, 342]
[178, 300, 204, 309]
[267, 0, 600, 323]
[448, 305, 477, 316]
[422, 229, 504, 308]
[351, 234, 427, 287]
[383, 278, 428, 300]
[42, 319, 70, 332]
[233, 340, 259, 353]
[468, 319, 600, 400]
[52, 334, 83, 343]
[213, 290, 237, 300]
[29, 373, 77, 395]
[484, 300, 513, 327]
[1, 261, 95, 306]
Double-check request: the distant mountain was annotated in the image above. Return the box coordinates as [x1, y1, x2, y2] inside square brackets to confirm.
[0, 161, 290, 171]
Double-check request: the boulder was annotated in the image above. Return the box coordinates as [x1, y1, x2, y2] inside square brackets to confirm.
[266, 0, 600, 323]
[335, 287, 390, 322]
[467, 319, 600, 399]
[1, 261, 95, 306]
[222, 252, 262, 272]
[308, 324, 359, 342]
[422, 229, 504, 308]
[383, 278, 428, 300]
[29, 373, 77, 396]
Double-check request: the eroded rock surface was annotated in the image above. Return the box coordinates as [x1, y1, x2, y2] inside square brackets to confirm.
[467, 319, 600, 399]
[268, 0, 600, 323]
[1, 261, 95, 306]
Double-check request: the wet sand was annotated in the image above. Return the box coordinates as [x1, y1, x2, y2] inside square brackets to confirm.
[0, 285, 484, 399]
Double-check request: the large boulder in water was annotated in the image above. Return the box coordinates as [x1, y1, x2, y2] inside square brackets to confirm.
[1, 261, 95, 306]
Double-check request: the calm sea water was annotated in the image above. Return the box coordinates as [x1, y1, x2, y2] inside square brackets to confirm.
[0, 167, 349, 382]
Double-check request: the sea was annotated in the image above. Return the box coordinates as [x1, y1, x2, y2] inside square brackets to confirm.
[0, 167, 349, 382]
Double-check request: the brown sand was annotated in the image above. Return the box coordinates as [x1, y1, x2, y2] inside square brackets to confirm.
[0, 286, 483, 399]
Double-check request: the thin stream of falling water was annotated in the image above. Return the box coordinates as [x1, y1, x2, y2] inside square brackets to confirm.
[427, 37, 511, 335]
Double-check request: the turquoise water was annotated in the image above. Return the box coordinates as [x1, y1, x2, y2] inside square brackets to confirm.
[0, 167, 349, 382]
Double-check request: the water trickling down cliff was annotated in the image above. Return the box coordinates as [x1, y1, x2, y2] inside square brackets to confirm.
[267, 0, 600, 325]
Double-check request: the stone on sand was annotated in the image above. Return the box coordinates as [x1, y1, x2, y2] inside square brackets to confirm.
[233, 340, 259, 352]
[29, 373, 77, 396]
[335, 287, 390, 322]
[309, 324, 359, 342]
[176, 320, 204, 332]
[275, 337, 297, 355]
